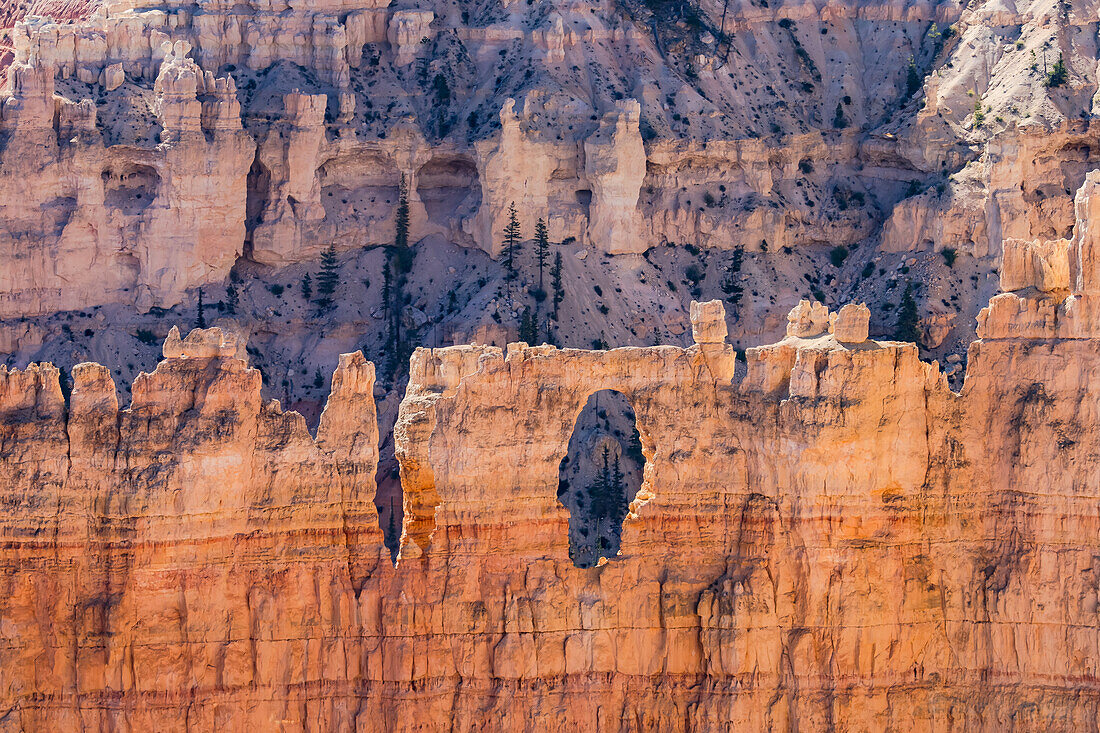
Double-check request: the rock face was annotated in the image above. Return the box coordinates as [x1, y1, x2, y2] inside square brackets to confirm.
[1, 279, 1100, 729]
[978, 170, 1100, 340]
[0, 34, 254, 317]
[7, 0, 1092, 319]
[0, 328, 382, 731]
[583, 100, 645, 254]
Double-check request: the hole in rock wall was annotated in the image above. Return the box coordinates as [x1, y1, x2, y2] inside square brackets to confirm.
[102, 164, 160, 216]
[416, 156, 481, 229]
[245, 155, 271, 240]
[377, 433, 403, 564]
[558, 390, 644, 568]
[574, 188, 592, 217]
[319, 154, 400, 235]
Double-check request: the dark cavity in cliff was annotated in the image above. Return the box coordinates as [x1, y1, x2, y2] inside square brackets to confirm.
[558, 389, 644, 568]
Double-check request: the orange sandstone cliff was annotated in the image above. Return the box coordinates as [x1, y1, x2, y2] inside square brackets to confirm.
[4, 189, 1100, 729]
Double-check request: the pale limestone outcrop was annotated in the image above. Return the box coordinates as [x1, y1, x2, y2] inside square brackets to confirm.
[583, 99, 645, 254]
[162, 324, 247, 360]
[471, 98, 554, 256]
[387, 10, 433, 66]
[532, 12, 565, 63]
[0, 0, 1007, 316]
[101, 60, 123, 90]
[786, 298, 831, 337]
[14, 2, 366, 89]
[831, 302, 870, 343]
[0, 44, 254, 318]
[1072, 168, 1100, 296]
[978, 172, 1100, 340]
[783, 300, 880, 348]
[689, 298, 727, 344]
[250, 91, 329, 266]
[881, 122, 1100, 258]
[1000, 237, 1071, 293]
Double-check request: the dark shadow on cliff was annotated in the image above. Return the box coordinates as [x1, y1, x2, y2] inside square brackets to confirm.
[558, 389, 644, 568]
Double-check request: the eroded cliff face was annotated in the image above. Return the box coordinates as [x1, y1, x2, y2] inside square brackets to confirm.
[6, 0, 1100, 320]
[1, 237, 1099, 730]
[0, 329, 383, 730]
[0, 37, 254, 316]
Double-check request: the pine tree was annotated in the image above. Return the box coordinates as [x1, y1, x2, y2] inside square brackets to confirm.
[389, 250, 402, 365]
[895, 281, 921, 343]
[301, 273, 313, 300]
[197, 288, 206, 328]
[382, 263, 392, 318]
[1046, 54, 1068, 88]
[316, 244, 339, 309]
[551, 251, 564, 319]
[610, 453, 626, 526]
[394, 175, 413, 274]
[721, 246, 745, 310]
[592, 446, 612, 549]
[906, 57, 922, 97]
[503, 202, 520, 279]
[225, 284, 238, 315]
[384, 497, 400, 557]
[534, 217, 549, 291]
[833, 102, 846, 129]
[519, 306, 537, 344]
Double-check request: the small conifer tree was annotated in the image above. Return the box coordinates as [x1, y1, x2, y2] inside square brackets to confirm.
[503, 202, 521, 279]
[906, 57, 921, 97]
[895, 281, 921, 343]
[519, 307, 537, 344]
[316, 244, 339, 309]
[225, 284, 238, 315]
[534, 217, 550, 290]
[394, 175, 413, 274]
[551, 251, 564, 319]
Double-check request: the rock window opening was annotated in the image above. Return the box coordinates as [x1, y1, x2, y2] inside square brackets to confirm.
[558, 389, 644, 568]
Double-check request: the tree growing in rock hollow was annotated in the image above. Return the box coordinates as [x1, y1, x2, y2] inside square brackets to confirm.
[590, 446, 611, 547]
[315, 244, 339, 309]
[906, 56, 921, 98]
[503, 202, 521, 280]
[534, 217, 550, 290]
[833, 102, 847, 129]
[1046, 55, 1068, 88]
[196, 287, 206, 328]
[589, 446, 628, 553]
[384, 497, 400, 560]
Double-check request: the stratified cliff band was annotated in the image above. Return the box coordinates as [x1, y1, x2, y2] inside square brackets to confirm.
[2, 178, 1100, 731]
